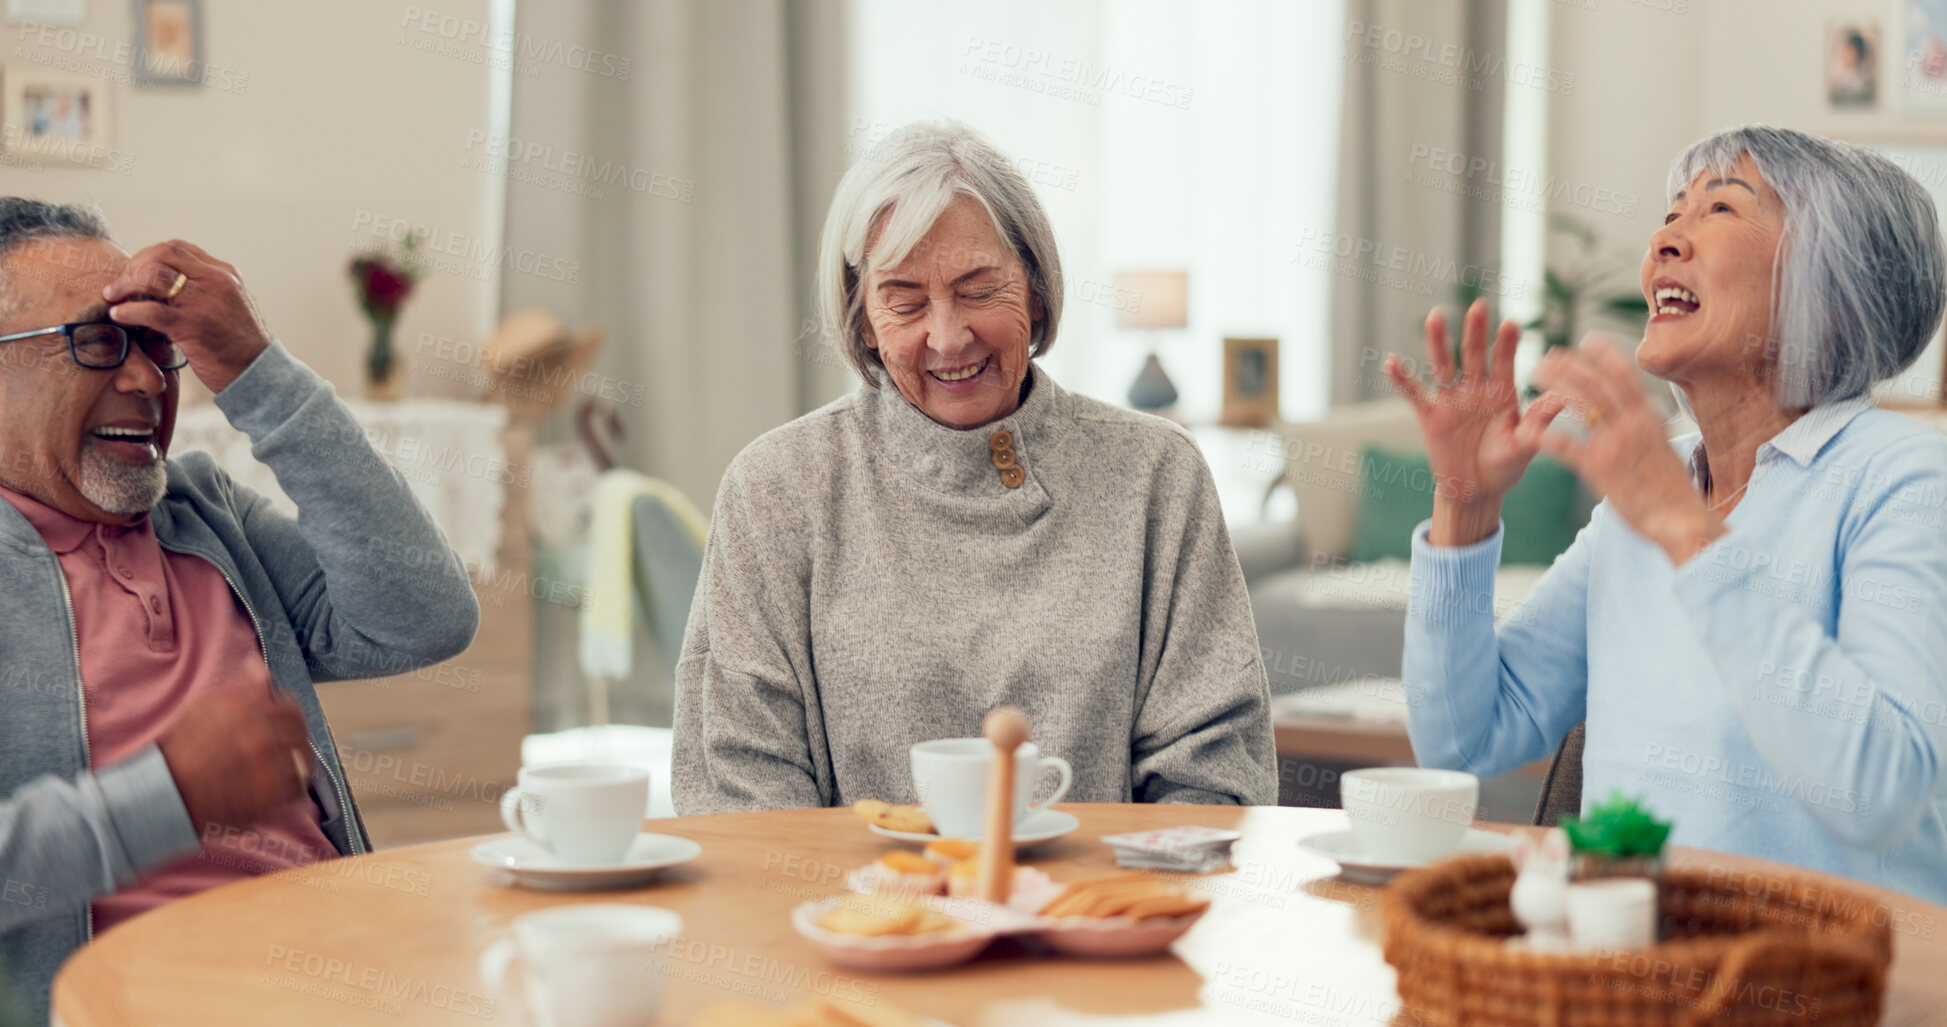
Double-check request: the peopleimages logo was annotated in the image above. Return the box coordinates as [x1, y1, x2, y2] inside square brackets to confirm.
[461, 130, 693, 203]
[0, 123, 135, 175]
[960, 35, 1194, 109]
[348, 210, 581, 285]
[1408, 144, 1638, 217]
[1345, 21, 1575, 95]
[400, 5, 631, 80]
[1294, 227, 1526, 300]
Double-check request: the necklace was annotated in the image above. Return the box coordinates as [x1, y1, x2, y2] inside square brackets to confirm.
[1707, 479, 1751, 512]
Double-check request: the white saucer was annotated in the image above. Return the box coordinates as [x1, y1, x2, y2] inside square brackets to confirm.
[471, 832, 701, 891]
[1297, 828, 1512, 884]
[868, 808, 1081, 850]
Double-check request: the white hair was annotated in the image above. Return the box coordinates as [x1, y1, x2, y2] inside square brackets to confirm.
[814, 119, 1064, 385]
[1667, 125, 1946, 407]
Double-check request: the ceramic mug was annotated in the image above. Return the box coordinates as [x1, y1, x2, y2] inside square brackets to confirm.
[498, 763, 649, 865]
[480, 904, 682, 1027]
[910, 738, 1073, 838]
[1339, 767, 1478, 863]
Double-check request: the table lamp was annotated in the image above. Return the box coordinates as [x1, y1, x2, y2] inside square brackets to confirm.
[1117, 270, 1188, 412]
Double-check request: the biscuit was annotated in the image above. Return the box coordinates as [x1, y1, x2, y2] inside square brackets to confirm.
[1040, 871, 1205, 920]
[817, 893, 956, 937]
[878, 850, 937, 875]
[924, 839, 979, 863]
[1120, 893, 1209, 920]
[850, 799, 934, 835]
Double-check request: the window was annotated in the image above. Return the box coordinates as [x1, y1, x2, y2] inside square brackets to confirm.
[849, 0, 1348, 422]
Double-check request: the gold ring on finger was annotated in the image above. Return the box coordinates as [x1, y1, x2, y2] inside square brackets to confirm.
[165, 271, 188, 300]
[1586, 406, 1607, 428]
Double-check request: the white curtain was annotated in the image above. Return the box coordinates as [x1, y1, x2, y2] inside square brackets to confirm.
[501, 0, 849, 729]
[1331, 0, 1510, 404]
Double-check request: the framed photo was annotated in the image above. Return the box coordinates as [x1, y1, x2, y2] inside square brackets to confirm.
[1220, 337, 1279, 428]
[133, 0, 201, 86]
[1827, 22, 1879, 109]
[1, 69, 113, 164]
[1900, 0, 1947, 114]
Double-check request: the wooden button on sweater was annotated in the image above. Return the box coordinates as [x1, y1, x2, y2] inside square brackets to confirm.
[989, 430, 1013, 451]
[991, 448, 1016, 469]
[999, 465, 1025, 488]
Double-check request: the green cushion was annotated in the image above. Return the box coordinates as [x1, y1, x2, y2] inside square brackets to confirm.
[1351, 445, 1582, 566]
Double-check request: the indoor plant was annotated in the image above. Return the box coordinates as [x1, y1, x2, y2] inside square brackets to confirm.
[1559, 792, 1672, 882]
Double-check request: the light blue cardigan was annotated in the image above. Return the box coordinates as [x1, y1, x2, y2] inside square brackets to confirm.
[1405, 397, 1947, 905]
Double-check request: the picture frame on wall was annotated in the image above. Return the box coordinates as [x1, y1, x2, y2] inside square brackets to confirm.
[1900, 0, 1947, 114]
[1219, 337, 1279, 428]
[133, 0, 201, 86]
[1827, 22, 1879, 110]
[1, 69, 115, 166]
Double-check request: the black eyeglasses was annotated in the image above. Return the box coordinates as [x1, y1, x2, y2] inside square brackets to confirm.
[0, 321, 187, 371]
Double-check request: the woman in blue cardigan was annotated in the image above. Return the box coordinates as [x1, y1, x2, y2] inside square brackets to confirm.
[1386, 125, 1947, 904]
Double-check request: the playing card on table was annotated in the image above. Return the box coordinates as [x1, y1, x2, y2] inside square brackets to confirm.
[1102, 826, 1241, 871]
[1110, 849, 1235, 872]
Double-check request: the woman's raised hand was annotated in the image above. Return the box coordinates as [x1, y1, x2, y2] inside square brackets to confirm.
[1385, 299, 1554, 546]
[1521, 336, 1724, 566]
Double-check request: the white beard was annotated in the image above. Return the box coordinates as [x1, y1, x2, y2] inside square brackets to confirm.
[77, 439, 166, 514]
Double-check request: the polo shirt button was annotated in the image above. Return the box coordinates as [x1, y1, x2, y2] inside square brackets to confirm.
[988, 430, 1013, 452]
[117, 567, 133, 579]
[149, 596, 163, 614]
[1000, 465, 1025, 488]
[991, 448, 1016, 469]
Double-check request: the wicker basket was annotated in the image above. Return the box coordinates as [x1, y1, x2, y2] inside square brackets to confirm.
[1380, 853, 1892, 1026]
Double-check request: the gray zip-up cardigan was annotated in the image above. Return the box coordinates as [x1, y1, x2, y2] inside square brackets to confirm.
[0, 342, 478, 1022]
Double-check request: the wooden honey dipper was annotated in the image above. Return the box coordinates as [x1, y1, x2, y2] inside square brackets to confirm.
[976, 706, 1030, 903]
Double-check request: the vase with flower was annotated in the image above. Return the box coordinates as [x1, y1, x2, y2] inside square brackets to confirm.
[348, 234, 423, 400]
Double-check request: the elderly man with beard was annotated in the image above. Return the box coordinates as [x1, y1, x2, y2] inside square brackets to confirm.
[0, 198, 477, 1021]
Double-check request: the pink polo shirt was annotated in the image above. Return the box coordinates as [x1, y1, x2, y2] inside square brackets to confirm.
[0, 486, 338, 932]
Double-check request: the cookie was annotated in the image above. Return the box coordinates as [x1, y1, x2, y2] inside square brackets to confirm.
[850, 798, 934, 834]
[1040, 871, 1205, 920]
[817, 893, 956, 936]
[924, 839, 979, 864]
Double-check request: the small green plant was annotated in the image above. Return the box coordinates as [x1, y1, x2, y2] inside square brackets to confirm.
[1560, 793, 1671, 857]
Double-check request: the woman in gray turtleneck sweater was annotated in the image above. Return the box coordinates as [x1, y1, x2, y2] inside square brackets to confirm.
[671, 120, 1274, 814]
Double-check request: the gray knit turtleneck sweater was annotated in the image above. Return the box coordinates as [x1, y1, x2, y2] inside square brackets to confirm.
[671, 365, 1275, 813]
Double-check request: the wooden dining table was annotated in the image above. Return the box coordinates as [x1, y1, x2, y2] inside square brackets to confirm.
[52, 804, 1947, 1026]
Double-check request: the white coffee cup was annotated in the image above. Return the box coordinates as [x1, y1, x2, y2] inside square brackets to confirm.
[1340, 767, 1479, 863]
[1567, 878, 1658, 951]
[479, 904, 681, 1027]
[498, 762, 649, 865]
[910, 738, 1073, 839]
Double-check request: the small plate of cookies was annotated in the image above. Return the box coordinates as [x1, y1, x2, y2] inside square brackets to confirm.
[1022, 871, 1211, 957]
[851, 800, 1079, 849]
[791, 892, 1007, 971]
[791, 869, 1209, 969]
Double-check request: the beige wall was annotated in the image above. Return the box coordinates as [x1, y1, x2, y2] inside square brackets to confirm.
[2, 0, 499, 398]
[1546, 2, 1704, 281]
